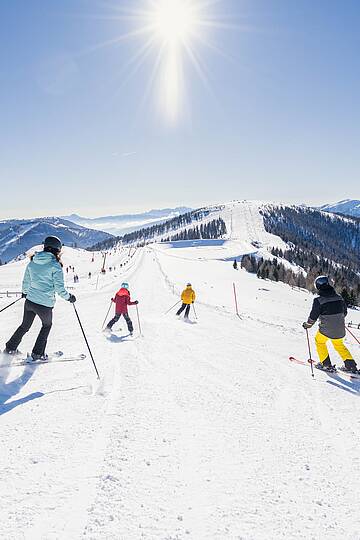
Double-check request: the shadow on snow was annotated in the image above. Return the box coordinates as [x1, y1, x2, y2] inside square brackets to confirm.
[0, 363, 43, 416]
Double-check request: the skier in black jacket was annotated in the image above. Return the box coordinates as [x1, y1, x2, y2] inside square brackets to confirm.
[302, 276, 357, 373]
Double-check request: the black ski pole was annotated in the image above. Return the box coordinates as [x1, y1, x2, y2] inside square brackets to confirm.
[102, 301, 112, 330]
[164, 300, 181, 315]
[305, 328, 314, 378]
[73, 304, 100, 379]
[0, 296, 22, 314]
[346, 326, 360, 346]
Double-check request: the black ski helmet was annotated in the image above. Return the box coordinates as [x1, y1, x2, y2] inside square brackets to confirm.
[314, 275, 332, 291]
[44, 236, 62, 252]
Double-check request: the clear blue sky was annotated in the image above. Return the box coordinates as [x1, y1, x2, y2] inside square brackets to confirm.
[1, 0, 359, 219]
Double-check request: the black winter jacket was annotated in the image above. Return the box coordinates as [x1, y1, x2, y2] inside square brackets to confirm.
[308, 286, 347, 339]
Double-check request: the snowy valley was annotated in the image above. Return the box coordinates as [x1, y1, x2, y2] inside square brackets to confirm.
[0, 201, 359, 540]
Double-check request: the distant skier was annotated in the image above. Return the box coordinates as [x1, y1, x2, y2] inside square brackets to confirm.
[4, 236, 76, 361]
[176, 283, 196, 319]
[233, 259, 238, 270]
[88, 272, 92, 279]
[302, 275, 357, 373]
[106, 282, 138, 335]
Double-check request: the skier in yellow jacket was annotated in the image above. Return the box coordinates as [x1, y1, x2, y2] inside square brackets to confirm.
[176, 283, 196, 319]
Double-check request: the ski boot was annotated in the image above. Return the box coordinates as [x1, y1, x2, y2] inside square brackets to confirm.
[338, 359, 358, 375]
[4, 348, 21, 356]
[315, 357, 336, 373]
[30, 353, 49, 362]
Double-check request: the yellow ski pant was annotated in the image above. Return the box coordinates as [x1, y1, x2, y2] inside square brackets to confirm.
[315, 331, 353, 363]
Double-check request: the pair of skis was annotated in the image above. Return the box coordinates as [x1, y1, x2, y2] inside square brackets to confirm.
[289, 356, 360, 380]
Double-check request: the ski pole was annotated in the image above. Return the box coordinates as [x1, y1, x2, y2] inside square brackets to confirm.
[0, 296, 22, 314]
[192, 303, 198, 320]
[164, 300, 181, 315]
[102, 301, 112, 330]
[72, 304, 100, 379]
[305, 328, 315, 378]
[346, 326, 360, 346]
[136, 304, 142, 336]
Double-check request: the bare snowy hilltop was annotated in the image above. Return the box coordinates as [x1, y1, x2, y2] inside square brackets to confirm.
[1, 200, 359, 539]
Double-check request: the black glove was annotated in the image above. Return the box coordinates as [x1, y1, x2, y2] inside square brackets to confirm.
[22, 293, 27, 298]
[134, 300, 139, 305]
[302, 321, 312, 329]
[68, 294, 76, 303]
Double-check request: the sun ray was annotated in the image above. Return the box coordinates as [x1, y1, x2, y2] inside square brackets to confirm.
[76, 0, 239, 125]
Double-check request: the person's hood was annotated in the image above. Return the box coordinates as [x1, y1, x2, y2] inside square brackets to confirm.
[117, 288, 130, 296]
[319, 285, 336, 297]
[32, 251, 56, 265]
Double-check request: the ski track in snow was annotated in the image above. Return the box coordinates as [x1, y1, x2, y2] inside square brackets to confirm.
[0, 203, 360, 540]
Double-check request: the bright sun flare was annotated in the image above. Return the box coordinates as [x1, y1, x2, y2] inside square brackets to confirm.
[151, 0, 199, 44]
[89, 1, 228, 125]
[145, 0, 204, 123]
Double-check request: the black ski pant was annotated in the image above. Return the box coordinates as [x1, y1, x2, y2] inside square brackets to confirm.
[107, 312, 133, 333]
[6, 299, 53, 356]
[176, 303, 191, 318]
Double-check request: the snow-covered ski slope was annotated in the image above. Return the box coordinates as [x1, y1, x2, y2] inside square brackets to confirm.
[1, 204, 360, 540]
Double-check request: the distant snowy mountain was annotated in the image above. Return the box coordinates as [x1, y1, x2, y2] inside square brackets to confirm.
[319, 199, 360, 218]
[0, 217, 112, 263]
[62, 207, 192, 236]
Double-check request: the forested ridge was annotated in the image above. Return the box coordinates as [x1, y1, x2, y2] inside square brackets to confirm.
[90, 207, 225, 250]
[252, 206, 360, 305]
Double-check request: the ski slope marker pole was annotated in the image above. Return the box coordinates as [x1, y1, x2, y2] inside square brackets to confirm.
[164, 301, 181, 315]
[102, 301, 112, 330]
[346, 326, 360, 346]
[305, 328, 315, 378]
[192, 303, 198, 320]
[72, 304, 100, 379]
[136, 304, 142, 336]
[233, 282, 240, 317]
[0, 296, 22, 314]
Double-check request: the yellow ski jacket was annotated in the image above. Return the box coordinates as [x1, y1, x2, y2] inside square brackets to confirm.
[181, 286, 196, 305]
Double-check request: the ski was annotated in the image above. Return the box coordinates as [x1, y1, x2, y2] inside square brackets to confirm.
[0, 352, 86, 368]
[337, 367, 360, 380]
[289, 357, 359, 379]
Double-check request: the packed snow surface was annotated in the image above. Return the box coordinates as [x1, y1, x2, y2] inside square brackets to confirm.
[0, 201, 359, 540]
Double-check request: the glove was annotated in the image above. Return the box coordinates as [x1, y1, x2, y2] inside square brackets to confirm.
[134, 300, 139, 305]
[22, 293, 27, 298]
[68, 294, 76, 303]
[302, 321, 313, 329]
[192, 301, 194, 304]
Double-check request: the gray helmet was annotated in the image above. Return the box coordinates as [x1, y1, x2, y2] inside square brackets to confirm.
[314, 275, 332, 291]
[44, 236, 62, 252]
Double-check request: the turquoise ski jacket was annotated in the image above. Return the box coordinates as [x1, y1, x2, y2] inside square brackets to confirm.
[22, 252, 70, 308]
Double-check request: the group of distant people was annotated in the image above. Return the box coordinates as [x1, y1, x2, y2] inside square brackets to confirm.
[1, 235, 358, 374]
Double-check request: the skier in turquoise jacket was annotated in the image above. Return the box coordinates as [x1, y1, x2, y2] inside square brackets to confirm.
[5, 236, 76, 360]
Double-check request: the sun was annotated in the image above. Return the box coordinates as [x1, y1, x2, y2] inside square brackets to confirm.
[144, 0, 205, 123]
[83, 1, 232, 125]
[151, 0, 199, 45]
